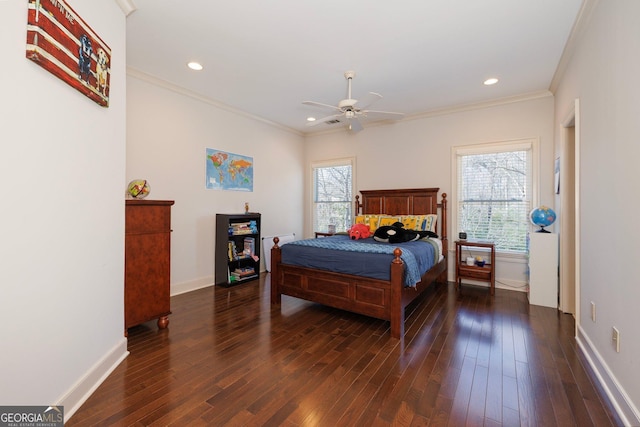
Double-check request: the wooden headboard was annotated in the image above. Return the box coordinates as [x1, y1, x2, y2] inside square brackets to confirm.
[354, 188, 448, 253]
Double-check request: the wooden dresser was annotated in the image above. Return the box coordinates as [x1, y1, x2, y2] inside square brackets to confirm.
[125, 199, 174, 334]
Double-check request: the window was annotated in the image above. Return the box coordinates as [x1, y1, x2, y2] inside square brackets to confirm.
[453, 139, 537, 253]
[312, 158, 354, 233]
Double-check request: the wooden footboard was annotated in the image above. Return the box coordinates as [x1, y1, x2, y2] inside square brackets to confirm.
[271, 240, 409, 337]
[270, 239, 447, 339]
[270, 188, 448, 339]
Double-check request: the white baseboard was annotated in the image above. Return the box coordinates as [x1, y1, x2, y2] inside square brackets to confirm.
[171, 276, 214, 296]
[59, 337, 128, 423]
[495, 278, 528, 293]
[577, 325, 640, 426]
[447, 277, 528, 293]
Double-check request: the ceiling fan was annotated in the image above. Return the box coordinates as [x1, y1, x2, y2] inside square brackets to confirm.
[303, 71, 404, 132]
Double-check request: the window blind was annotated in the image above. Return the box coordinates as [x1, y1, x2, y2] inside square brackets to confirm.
[457, 146, 532, 252]
[312, 160, 354, 232]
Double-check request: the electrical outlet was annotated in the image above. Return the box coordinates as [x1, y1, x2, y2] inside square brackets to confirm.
[612, 327, 620, 353]
[591, 301, 596, 322]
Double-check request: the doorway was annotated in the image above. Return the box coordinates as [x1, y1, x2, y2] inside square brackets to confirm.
[559, 99, 580, 324]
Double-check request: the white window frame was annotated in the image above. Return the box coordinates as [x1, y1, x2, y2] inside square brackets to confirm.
[450, 138, 539, 256]
[310, 157, 356, 235]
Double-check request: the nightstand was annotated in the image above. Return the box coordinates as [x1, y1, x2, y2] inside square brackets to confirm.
[455, 240, 495, 295]
[314, 231, 335, 238]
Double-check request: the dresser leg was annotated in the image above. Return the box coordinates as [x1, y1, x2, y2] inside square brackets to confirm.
[157, 316, 169, 329]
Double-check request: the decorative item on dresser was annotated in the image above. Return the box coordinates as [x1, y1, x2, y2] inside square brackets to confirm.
[126, 179, 151, 199]
[270, 188, 448, 339]
[124, 199, 174, 335]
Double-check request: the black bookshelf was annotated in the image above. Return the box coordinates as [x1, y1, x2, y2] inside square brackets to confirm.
[215, 213, 261, 286]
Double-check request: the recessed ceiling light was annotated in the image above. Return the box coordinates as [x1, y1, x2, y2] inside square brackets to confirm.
[306, 117, 316, 122]
[187, 62, 203, 71]
[484, 78, 499, 86]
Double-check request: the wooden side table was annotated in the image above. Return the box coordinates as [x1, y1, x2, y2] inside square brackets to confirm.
[455, 240, 495, 295]
[314, 231, 335, 238]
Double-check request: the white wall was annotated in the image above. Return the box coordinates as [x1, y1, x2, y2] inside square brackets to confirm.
[0, 0, 127, 420]
[554, 1, 640, 423]
[126, 74, 305, 294]
[304, 95, 556, 288]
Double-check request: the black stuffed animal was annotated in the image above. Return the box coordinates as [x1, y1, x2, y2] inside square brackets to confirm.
[373, 221, 438, 244]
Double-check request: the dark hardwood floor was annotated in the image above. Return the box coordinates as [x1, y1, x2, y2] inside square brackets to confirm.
[67, 274, 622, 426]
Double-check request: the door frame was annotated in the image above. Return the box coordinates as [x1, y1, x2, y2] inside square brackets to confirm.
[559, 99, 581, 332]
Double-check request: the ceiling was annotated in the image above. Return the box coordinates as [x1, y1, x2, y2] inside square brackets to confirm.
[125, 0, 584, 135]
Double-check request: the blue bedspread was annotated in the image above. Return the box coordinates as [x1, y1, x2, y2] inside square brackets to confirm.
[280, 235, 438, 287]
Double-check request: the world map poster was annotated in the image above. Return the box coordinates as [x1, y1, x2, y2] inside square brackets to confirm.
[205, 148, 254, 192]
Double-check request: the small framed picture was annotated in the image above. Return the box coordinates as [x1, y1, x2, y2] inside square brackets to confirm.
[554, 157, 560, 194]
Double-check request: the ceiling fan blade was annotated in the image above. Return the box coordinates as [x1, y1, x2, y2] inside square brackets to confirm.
[349, 118, 363, 132]
[302, 100, 342, 112]
[354, 92, 382, 110]
[361, 109, 404, 119]
[306, 114, 342, 126]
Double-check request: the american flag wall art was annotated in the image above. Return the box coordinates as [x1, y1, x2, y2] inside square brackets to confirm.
[26, 0, 111, 107]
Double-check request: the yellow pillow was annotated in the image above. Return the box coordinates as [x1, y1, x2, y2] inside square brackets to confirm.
[377, 216, 402, 227]
[421, 214, 438, 233]
[398, 214, 438, 232]
[400, 215, 424, 231]
[354, 215, 380, 231]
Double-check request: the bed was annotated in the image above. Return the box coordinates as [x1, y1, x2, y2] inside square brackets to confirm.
[270, 188, 448, 339]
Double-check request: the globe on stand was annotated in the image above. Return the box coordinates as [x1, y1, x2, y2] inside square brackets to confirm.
[529, 206, 556, 233]
[127, 179, 151, 199]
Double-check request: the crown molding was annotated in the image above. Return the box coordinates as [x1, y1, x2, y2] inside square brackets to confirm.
[403, 90, 553, 122]
[115, 0, 137, 16]
[549, 0, 599, 93]
[127, 67, 303, 136]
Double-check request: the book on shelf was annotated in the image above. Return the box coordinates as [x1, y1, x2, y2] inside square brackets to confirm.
[228, 220, 259, 236]
[229, 221, 258, 235]
[228, 241, 237, 261]
[230, 267, 256, 278]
